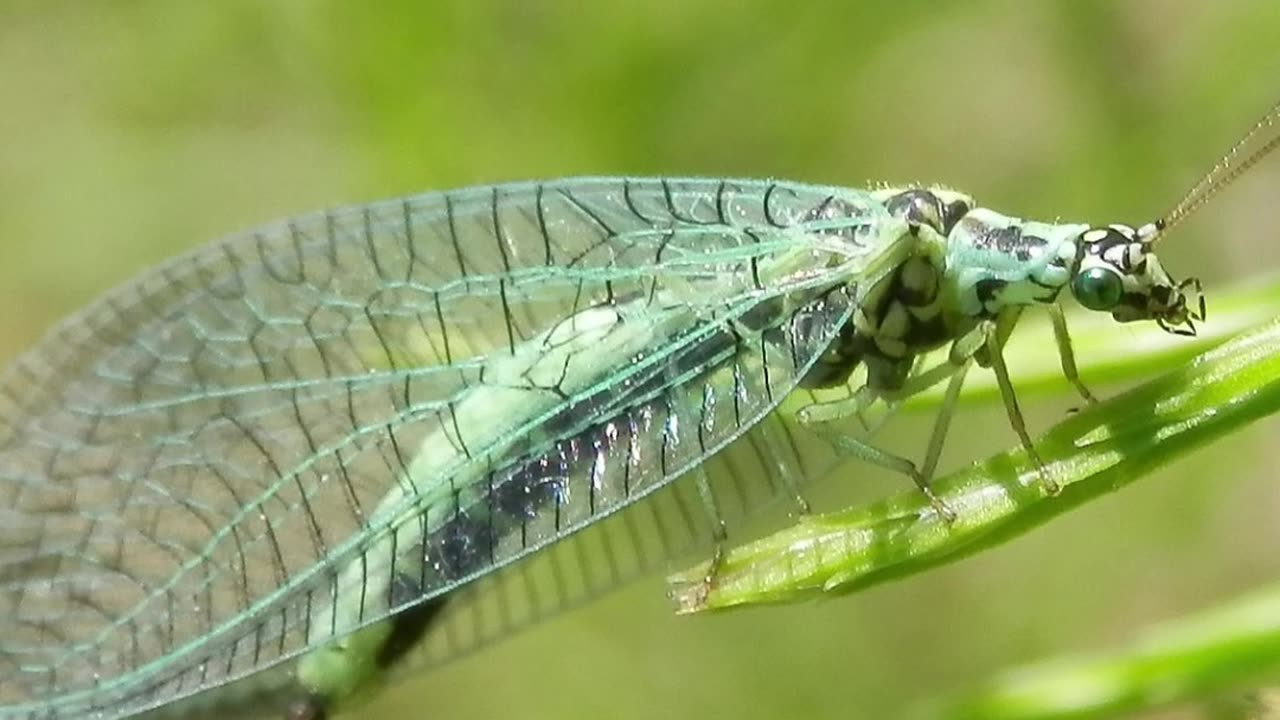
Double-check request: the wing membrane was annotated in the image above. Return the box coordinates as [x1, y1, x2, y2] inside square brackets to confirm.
[0, 178, 903, 717]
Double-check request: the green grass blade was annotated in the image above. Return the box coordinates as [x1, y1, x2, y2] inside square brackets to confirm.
[946, 580, 1280, 719]
[667, 315, 1280, 611]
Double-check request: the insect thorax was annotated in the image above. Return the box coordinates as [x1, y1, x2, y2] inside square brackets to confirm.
[802, 179, 1205, 397]
[802, 187, 1089, 392]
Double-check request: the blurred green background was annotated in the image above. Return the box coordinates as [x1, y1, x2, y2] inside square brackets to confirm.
[3, 2, 1280, 718]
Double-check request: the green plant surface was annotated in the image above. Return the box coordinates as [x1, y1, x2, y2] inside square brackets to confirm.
[949, 580, 1280, 719]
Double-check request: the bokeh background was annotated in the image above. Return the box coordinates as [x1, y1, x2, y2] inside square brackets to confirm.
[3, 2, 1280, 718]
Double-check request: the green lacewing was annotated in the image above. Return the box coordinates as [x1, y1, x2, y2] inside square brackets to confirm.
[3, 98, 1278, 719]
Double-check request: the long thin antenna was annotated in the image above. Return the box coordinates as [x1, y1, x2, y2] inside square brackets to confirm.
[1148, 96, 1280, 241]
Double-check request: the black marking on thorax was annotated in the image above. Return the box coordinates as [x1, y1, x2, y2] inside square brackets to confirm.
[800, 252, 948, 391]
[798, 185, 973, 393]
[973, 223, 1043, 262]
[884, 188, 970, 237]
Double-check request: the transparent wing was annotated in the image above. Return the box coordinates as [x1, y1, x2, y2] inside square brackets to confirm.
[381, 406, 840, 680]
[0, 178, 905, 718]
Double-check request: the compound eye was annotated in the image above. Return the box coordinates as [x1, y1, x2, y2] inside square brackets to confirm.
[1071, 266, 1124, 311]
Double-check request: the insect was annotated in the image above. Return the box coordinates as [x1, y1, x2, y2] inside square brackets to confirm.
[1, 98, 1277, 720]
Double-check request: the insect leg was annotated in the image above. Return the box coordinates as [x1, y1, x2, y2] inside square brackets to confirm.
[1047, 304, 1098, 406]
[914, 356, 973, 488]
[796, 319, 994, 520]
[687, 464, 728, 606]
[981, 315, 1059, 495]
[880, 322, 990, 520]
[808, 423, 955, 519]
[797, 388, 954, 521]
[755, 414, 812, 514]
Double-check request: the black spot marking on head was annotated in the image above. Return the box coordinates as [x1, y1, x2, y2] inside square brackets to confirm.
[1115, 291, 1149, 320]
[1090, 228, 1130, 254]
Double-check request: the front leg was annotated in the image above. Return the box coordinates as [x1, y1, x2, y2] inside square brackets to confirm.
[1047, 303, 1098, 406]
[980, 308, 1059, 495]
